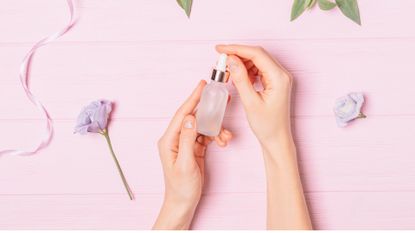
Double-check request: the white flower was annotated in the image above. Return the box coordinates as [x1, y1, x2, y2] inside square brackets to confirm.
[334, 93, 366, 127]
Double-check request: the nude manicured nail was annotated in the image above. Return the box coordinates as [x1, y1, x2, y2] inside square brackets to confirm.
[184, 121, 193, 129]
[223, 129, 231, 135]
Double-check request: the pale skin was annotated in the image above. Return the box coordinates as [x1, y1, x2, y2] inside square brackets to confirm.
[153, 44, 312, 230]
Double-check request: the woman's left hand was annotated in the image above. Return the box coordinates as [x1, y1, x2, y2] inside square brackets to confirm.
[153, 80, 232, 230]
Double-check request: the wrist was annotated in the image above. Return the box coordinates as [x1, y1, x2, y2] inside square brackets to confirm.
[260, 129, 294, 153]
[153, 198, 197, 230]
[164, 190, 201, 210]
[259, 131, 298, 166]
[163, 198, 196, 218]
[164, 194, 199, 211]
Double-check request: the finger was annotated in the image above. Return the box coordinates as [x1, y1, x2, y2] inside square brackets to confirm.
[196, 134, 212, 147]
[249, 66, 259, 76]
[165, 80, 206, 138]
[248, 69, 258, 81]
[219, 128, 233, 143]
[247, 66, 258, 84]
[195, 135, 210, 158]
[194, 135, 211, 173]
[240, 57, 250, 62]
[214, 136, 227, 147]
[216, 44, 283, 76]
[244, 60, 255, 70]
[245, 62, 257, 83]
[217, 44, 291, 93]
[222, 129, 233, 139]
[214, 128, 232, 147]
[177, 115, 198, 164]
[194, 143, 206, 175]
[227, 55, 259, 107]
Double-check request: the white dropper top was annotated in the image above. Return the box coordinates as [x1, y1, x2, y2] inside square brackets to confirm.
[216, 53, 227, 72]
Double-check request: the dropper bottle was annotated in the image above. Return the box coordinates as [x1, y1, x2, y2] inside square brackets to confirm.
[196, 54, 229, 136]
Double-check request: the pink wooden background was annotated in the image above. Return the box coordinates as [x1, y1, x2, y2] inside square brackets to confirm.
[1, 0, 415, 230]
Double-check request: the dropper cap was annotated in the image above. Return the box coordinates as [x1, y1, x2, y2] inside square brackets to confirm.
[216, 53, 227, 72]
[211, 53, 229, 83]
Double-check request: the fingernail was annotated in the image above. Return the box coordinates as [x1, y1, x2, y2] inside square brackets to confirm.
[184, 121, 193, 129]
[219, 141, 227, 147]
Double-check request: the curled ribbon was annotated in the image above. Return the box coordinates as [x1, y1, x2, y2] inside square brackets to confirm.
[0, 0, 76, 157]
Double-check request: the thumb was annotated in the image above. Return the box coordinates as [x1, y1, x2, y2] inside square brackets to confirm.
[177, 115, 198, 163]
[227, 55, 259, 107]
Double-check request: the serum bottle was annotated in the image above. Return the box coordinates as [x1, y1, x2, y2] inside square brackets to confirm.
[196, 54, 229, 136]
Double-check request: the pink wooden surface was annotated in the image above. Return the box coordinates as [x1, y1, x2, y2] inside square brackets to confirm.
[1, 0, 415, 230]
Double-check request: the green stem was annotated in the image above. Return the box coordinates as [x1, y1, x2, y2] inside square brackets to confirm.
[102, 129, 134, 200]
[358, 112, 367, 119]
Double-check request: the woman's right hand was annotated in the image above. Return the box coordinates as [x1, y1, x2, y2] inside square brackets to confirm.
[216, 44, 294, 148]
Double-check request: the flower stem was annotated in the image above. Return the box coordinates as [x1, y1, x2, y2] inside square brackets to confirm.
[102, 130, 134, 200]
[358, 112, 367, 119]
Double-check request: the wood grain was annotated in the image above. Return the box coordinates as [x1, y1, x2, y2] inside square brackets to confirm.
[0, 117, 414, 195]
[1, 192, 415, 229]
[1, 39, 414, 119]
[1, 0, 415, 43]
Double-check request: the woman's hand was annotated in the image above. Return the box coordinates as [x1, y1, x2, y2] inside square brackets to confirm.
[216, 44, 312, 229]
[216, 44, 293, 149]
[153, 80, 232, 230]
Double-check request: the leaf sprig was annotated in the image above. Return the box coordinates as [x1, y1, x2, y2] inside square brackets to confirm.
[176, 0, 193, 18]
[291, 0, 361, 25]
[176, 0, 361, 26]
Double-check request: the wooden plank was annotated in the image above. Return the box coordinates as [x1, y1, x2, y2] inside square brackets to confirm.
[308, 191, 415, 229]
[1, 39, 414, 119]
[0, 194, 162, 230]
[1, 192, 415, 229]
[0, 193, 264, 230]
[1, 0, 415, 43]
[0, 116, 414, 194]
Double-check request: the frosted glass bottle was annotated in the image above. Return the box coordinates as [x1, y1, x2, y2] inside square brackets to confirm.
[196, 81, 229, 136]
[196, 54, 229, 136]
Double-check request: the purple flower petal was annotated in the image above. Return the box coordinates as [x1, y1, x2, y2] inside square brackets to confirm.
[74, 100, 113, 134]
[333, 93, 365, 127]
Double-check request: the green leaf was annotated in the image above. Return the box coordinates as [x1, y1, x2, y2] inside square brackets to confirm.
[318, 0, 336, 10]
[291, 0, 310, 21]
[308, 0, 318, 9]
[335, 0, 361, 25]
[176, 0, 193, 18]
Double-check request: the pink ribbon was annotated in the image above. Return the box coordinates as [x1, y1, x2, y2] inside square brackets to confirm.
[0, 0, 76, 157]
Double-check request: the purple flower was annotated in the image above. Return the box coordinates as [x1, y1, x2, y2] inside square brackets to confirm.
[74, 99, 134, 200]
[334, 92, 366, 127]
[74, 100, 112, 134]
